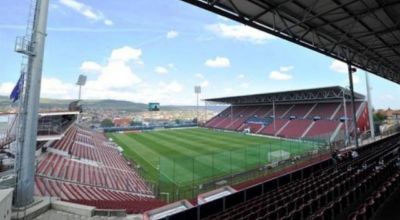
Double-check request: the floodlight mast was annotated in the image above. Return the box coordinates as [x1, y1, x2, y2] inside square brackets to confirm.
[14, 0, 50, 207]
[365, 72, 375, 139]
[195, 86, 201, 124]
[76, 74, 87, 100]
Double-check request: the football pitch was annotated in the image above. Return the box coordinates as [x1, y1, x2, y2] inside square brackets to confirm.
[108, 128, 319, 198]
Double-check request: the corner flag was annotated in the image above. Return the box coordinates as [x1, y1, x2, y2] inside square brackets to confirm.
[10, 73, 24, 103]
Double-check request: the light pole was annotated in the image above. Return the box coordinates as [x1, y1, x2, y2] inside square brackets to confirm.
[76, 74, 87, 100]
[194, 86, 201, 125]
[14, 0, 50, 207]
[76, 75, 86, 123]
[365, 71, 375, 139]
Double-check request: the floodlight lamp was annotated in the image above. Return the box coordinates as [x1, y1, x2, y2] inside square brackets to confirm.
[76, 74, 87, 86]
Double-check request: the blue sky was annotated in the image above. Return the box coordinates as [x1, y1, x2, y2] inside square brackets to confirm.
[0, 0, 399, 108]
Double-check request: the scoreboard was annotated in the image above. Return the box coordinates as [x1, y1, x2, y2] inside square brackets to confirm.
[148, 103, 160, 111]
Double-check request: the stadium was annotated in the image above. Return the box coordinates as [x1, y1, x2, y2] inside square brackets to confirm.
[1, 0, 400, 220]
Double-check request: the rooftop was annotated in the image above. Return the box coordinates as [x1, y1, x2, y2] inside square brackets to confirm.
[183, 0, 400, 84]
[204, 86, 365, 104]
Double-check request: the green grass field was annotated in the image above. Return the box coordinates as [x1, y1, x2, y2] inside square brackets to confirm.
[108, 127, 319, 199]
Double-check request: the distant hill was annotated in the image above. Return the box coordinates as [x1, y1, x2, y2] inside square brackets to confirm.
[0, 95, 225, 112]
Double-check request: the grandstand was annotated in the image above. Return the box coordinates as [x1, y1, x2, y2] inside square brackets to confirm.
[204, 86, 369, 143]
[0, 103, 166, 217]
[35, 125, 164, 213]
[1, 110, 79, 173]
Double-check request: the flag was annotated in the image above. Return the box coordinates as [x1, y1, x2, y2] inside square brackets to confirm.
[9, 73, 24, 103]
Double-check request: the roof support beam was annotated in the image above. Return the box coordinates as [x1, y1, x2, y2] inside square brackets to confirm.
[280, 0, 359, 33]
[181, 0, 400, 84]
[309, 1, 400, 31]
[347, 63, 359, 148]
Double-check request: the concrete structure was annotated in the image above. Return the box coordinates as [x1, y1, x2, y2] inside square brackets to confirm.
[143, 200, 193, 220]
[0, 188, 13, 220]
[197, 186, 236, 205]
[51, 200, 95, 217]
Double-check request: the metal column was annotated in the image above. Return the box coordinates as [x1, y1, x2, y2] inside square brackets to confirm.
[347, 63, 359, 148]
[231, 105, 233, 121]
[196, 92, 199, 124]
[365, 71, 375, 139]
[78, 85, 82, 100]
[273, 100, 276, 133]
[342, 90, 349, 145]
[15, 0, 50, 207]
[204, 101, 207, 123]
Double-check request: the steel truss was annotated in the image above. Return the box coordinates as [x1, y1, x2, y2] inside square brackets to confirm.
[182, 0, 400, 84]
[205, 86, 364, 105]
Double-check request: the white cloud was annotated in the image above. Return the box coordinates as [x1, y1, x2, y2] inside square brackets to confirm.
[280, 66, 294, 72]
[330, 60, 347, 73]
[158, 81, 183, 93]
[50, 4, 60, 10]
[382, 94, 395, 101]
[59, 0, 113, 26]
[1, 47, 190, 105]
[353, 75, 360, 84]
[345, 74, 360, 85]
[195, 73, 205, 79]
[269, 66, 294, 81]
[330, 60, 360, 85]
[0, 82, 14, 96]
[41, 77, 76, 98]
[239, 82, 249, 88]
[224, 88, 234, 95]
[200, 80, 209, 88]
[155, 66, 169, 75]
[166, 30, 179, 39]
[95, 61, 142, 89]
[205, 56, 230, 68]
[194, 74, 209, 88]
[1, 77, 77, 100]
[70, 80, 185, 105]
[80, 61, 102, 74]
[237, 74, 245, 79]
[269, 71, 292, 80]
[109, 46, 142, 63]
[155, 64, 176, 75]
[104, 19, 113, 26]
[82, 80, 185, 104]
[206, 23, 275, 44]
[77, 46, 142, 92]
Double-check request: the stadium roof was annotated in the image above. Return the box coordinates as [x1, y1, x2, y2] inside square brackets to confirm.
[182, 0, 400, 84]
[204, 86, 365, 104]
[0, 111, 80, 117]
[38, 111, 80, 117]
